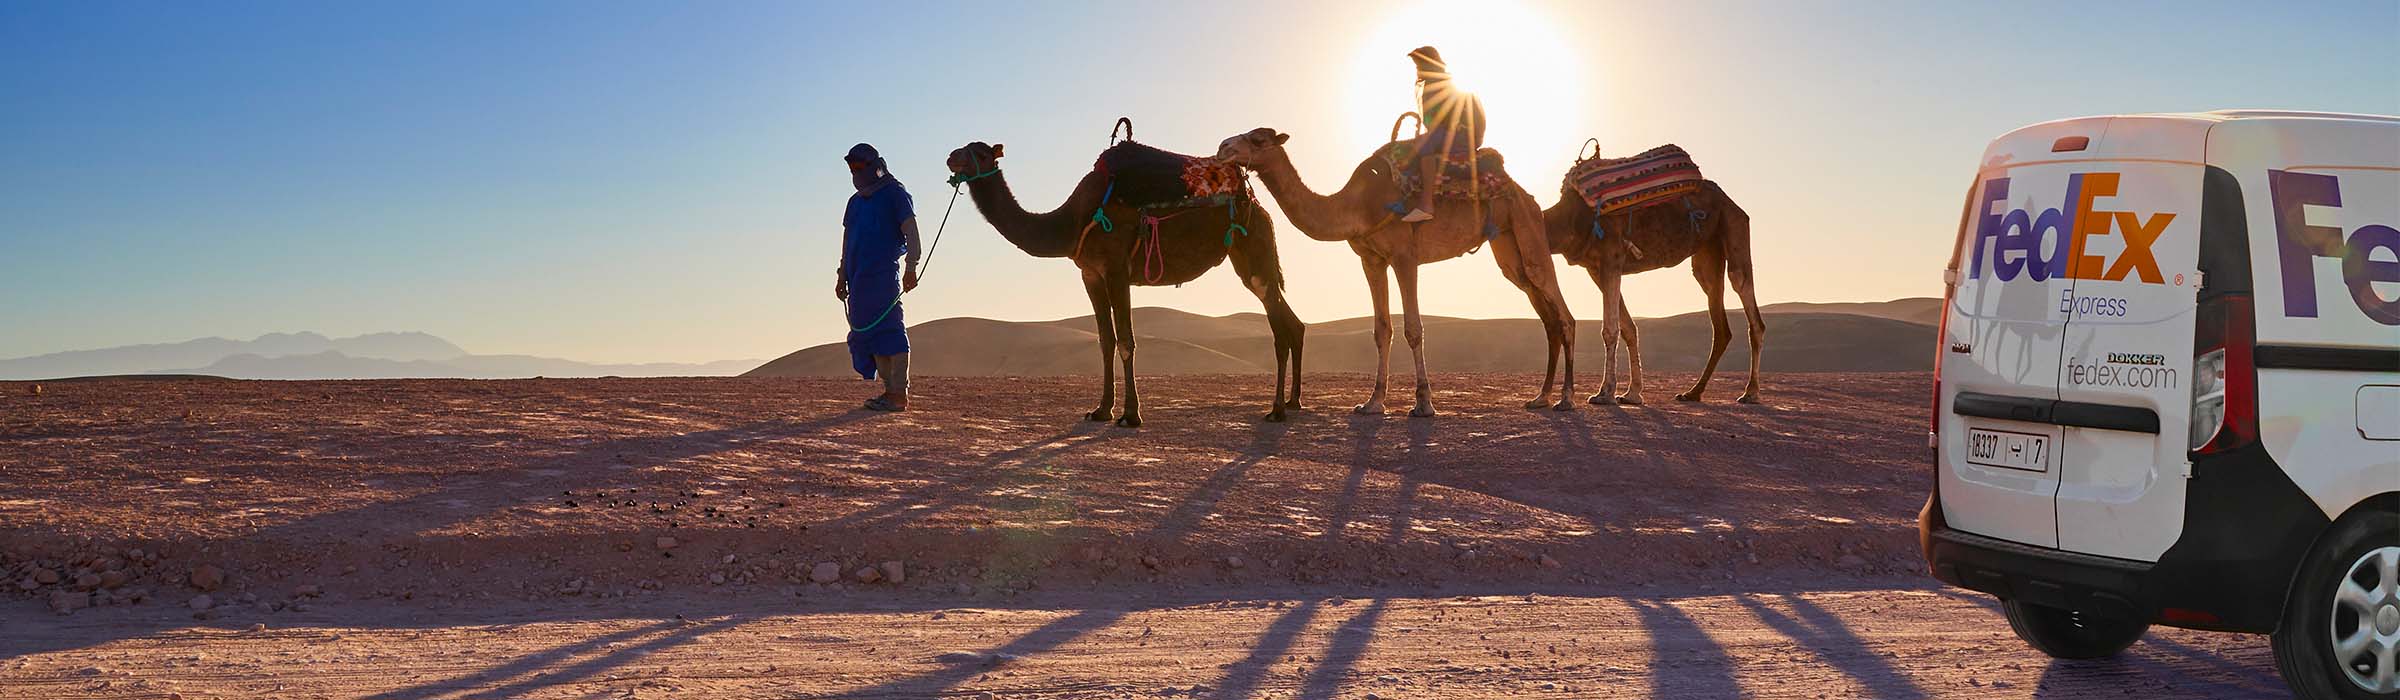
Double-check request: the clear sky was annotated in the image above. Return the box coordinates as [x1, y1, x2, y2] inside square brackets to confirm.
[3, 0, 2393, 363]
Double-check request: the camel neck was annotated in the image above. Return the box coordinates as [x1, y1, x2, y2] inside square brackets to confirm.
[1250, 150, 1378, 242]
[964, 169, 1093, 259]
[1542, 197, 1591, 257]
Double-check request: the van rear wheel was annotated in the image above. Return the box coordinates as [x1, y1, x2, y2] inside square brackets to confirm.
[2001, 598, 2147, 659]
[2273, 511, 2400, 699]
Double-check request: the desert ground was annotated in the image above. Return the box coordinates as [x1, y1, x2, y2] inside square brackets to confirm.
[0, 373, 2288, 699]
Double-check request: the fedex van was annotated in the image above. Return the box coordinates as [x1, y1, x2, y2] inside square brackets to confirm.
[1921, 110, 2400, 698]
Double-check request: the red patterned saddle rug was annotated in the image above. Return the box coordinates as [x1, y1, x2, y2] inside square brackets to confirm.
[1569, 144, 1704, 214]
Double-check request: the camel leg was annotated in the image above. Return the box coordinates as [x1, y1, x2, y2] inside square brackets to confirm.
[1356, 257, 1393, 415]
[1509, 245, 1560, 410]
[1584, 265, 1620, 405]
[1230, 250, 1299, 422]
[1616, 291, 1646, 405]
[1497, 202, 1575, 412]
[1678, 248, 1732, 402]
[1728, 217, 1765, 404]
[1395, 261, 1435, 418]
[1081, 272, 1116, 422]
[1522, 289, 1560, 410]
[1109, 277, 1141, 427]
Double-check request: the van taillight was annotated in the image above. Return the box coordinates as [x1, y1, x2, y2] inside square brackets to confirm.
[2190, 294, 2257, 454]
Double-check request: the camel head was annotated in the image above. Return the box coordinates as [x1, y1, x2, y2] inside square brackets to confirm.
[1214, 128, 1290, 168]
[944, 142, 1006, 182]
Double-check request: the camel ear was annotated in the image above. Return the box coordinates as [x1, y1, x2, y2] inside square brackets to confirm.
[1273, 132, 1290, 146]
[990, 144, 1006, 159]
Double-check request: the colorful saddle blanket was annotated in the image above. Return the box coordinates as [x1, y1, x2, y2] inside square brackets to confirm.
[1093, 140, 1244, 208]
[1381, 138, 1510, 201]
[1569, 144, 1705, 214]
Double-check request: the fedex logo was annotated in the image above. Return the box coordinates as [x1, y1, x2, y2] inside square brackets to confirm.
[1968, 173, 2179, 284]
[1969, 173, 2173, 284]
[2270, 170, 2400, 325]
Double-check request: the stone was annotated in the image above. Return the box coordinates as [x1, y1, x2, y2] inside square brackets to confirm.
[615, 541, 634, 553]
[1140, 554, 1161, 569]
[1836, 554, 1869, 569]
[73, 572, 101, 590]
[294, 584, 323, 598]
[654, 536, 679, 551]
[879, 561, 905, 584]
[707, 572, 727, 586]
[1224, 556, 1246, 569]
[49, 590, 88, 613]
[810, 562, 841, 584]
[28, 384, 42, 396]
[187, 594, 215, 611]
[1537, 554, 1562, 569]
[853, 567, 882, 584]
[189, 565, 225, 591]
[32, 568, 60, 585]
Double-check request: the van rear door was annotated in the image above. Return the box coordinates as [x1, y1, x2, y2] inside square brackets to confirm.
[2047, 117, 2212, 562]
[1937, 118, 2113, 549]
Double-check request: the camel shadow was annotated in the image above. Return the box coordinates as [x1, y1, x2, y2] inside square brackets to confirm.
[1628, 597, 1742, 699]
[1734, 593, 1929, 700]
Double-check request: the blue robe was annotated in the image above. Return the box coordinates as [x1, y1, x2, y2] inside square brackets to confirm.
[842, 181, 913, 379]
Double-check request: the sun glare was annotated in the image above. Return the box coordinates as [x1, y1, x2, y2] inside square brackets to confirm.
[1344, 0, 1586, 187]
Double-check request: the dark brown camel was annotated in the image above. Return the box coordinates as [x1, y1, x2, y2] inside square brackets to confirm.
[1543, 173, 1763, 405]
[943, 141, 1305, 426]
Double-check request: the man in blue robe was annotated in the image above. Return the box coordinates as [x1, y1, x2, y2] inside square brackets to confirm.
[836, 143, 922, 411]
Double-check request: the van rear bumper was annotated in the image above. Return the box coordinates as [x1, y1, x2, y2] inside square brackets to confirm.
[1926, 526, 2155, 622]
[1920, 440, 2328, 634]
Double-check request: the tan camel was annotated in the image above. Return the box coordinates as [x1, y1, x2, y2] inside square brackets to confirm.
[943, 141, 1307, 426]
[1543, 172, 1763, 405]
[1216, 128, 1577, 416]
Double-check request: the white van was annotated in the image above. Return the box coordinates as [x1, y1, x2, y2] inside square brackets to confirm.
[1922, 110, 2400, 698]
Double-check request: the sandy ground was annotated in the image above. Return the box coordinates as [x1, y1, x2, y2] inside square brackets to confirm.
[0, 373, 2287, 698]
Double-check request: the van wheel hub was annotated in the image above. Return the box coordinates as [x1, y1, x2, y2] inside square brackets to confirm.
[2332, 546, 2400, 693]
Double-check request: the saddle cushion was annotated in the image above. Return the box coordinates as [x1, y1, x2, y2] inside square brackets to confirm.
[1095, 141, 1242, 208]
[1569, 144, 1705, 214]
[1383, 139, 1509, 202]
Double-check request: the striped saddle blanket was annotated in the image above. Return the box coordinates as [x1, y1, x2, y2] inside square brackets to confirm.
[1569, 144, 1705, 214]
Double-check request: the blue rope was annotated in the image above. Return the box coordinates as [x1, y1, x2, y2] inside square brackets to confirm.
[1091, 178, 1117, 232]
[1223, 197, 1250, 247]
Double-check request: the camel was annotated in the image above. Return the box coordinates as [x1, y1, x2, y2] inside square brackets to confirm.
[1542, 165, 1762, 405]
[943, 140, 1306, 426]
[1216, 127, 1577, 416]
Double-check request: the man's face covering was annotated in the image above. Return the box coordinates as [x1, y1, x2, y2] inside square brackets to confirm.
[849, 159, 887, 191]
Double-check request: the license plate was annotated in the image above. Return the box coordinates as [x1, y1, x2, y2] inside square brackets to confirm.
[1966, 428, 2050, 472]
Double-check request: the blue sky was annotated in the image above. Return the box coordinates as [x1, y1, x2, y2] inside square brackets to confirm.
[3, 0, 2393, 362]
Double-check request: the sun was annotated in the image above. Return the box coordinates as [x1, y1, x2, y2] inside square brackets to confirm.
[1344, 0, 1587, 185]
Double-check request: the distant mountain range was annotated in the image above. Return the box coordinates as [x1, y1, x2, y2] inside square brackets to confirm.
[747, 298, 1941, 378]
[0, 332, 755, 380]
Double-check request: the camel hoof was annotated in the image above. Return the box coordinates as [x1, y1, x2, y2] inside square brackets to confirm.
[1263, 409, 1287, 423]
[1551, 400, 1575, 412]
[1116, 415, 1142, 428]
[1587, 393, 1615, 405]
[1409, 405, 1437, 418]
[1675, 392, 1703, 402]
[1281, 400, 1304, 412]
[1524, 399, 1552, 410]
[1086, 409, 1113, 422]
[1737, 393, 1761, 405]
[1353, 403, 1386, 415]
[1618, 393, 1646, 406]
